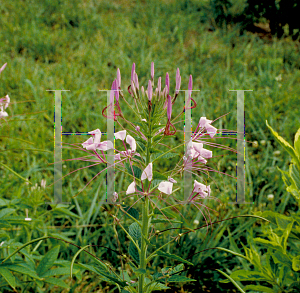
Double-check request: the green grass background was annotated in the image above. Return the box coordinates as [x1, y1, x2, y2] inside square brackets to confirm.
[0, 0, 300, 292]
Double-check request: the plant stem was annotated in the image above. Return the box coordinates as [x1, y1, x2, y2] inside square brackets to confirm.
[138, 118, 152, 293]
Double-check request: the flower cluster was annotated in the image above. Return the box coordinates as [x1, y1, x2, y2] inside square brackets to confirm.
[0, 63, 10, 119]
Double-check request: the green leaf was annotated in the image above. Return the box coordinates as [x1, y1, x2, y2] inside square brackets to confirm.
[0, 208, 15, 219]
[294, 127, 300, 161]
[121, 205, 139, 220]
[4, 264, 41, 280]
[167, 275, 196, 282]
[277, 166, 294, 191]
[43, 277, 69, 289]
[37, 245, 60, 277]
[41, 267, 79, 278]
[125, 162, 142, 179]
[153, 152, 179, 161]
[153, 171, 168, 181]
[149, 147, 161, 154]
[129, 242, 139, 264]
[280, 220, 294, 253]
[266, 120, 300, 171]
[133, 268, 146, 275]
[253, 238, 282, 252]
[272, 251, 292, 268]
[0, 267, 16, 290]
[152, 219, 182, 224]
[144, 277, 170, 291]
[266, 120, 297, 160]
[216, 269, 246, 293]
[156, 251, 193, 266]
[292, 255, 300, 271]
[243, 284, 274, 293]
[290, 163, 300, 191]
[52, 207, 81, 218]
[129, 222, 141, 240]
[227, 269, 269, 282]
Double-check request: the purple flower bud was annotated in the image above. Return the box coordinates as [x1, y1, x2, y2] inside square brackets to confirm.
[151, 62, 154, 80]
[0, 63, 7, 74]
[141, 86, 145, 96]
[165, 72, 169, 94]
[133, 72, 139, 90]
[131, 63, 135, 81]
[167, 94, 172, 120]
[131, 80, 136, 96]
[188, 75, 192, 98]
[175, 68, 181, 94]
[115, 78, 119, 102]
[147, 80, 152, 101]
[157, 77, 161, 92]
[117, 68, 121, 87]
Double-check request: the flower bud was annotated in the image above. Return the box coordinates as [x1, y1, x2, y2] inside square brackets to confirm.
[267, 194, 274, 201]
[252, 141, 258, 147]
[273, 150, 281, 156]
[260, 140, 266, 146]
[193, 219, 199, 225]
[151, 62, 154, 80]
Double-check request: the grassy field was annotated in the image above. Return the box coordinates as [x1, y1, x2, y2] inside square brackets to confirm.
[0, 0, 300, 292]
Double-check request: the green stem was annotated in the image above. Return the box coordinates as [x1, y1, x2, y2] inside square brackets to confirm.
[138, 119, 152, 293]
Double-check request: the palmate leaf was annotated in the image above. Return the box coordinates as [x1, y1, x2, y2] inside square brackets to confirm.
[43, 277, 69, 289]
[124, 162, 142, 179]
[0, 267, 16, 290]
[36, 245, 60, 277]
[156, 251, 193, 266]
[3, 264, 41, 280]
[129, 222, 141, 240]
[129, 241, 139, 264]
[121, 205, 139, 220]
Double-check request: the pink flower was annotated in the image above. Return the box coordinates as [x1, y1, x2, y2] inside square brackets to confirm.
[126, 181, 136, 195]
[158, 181, 173, 195]
[151, 62, 154, 80]
[115, 130, 126, 141]
[147, 80, 152, 102]
[82, 129, 114, 151]
[126, 135, 136, 152]
[117, 68, 121, 87]
[141, 163, 153, 181]
[133, 72, 139, 90]
[175, 68, 181, 95]
[157, 77, 161, 92]
[198, 117, 217, 138]
[168, 176, 177, 183]
[0, 63, 7, 74]
[131, 63, 135, 81]
[193, 180, 210, 197]
[141, 86, 145, 97]
[0, 95, 10, 118]
[167, 94, 172, 120]
[112, 192, 118, 202]
[165, 72, 169, 94]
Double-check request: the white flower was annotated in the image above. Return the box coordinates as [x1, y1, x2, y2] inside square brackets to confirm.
[112, 192, 118, 202]
[267, 194, 274, 201]
[126, 182, 136, 195]
[158, 181, 173, 195]
[41, 179, 46, 189]
[126, 135, 136, 152]
[115, 130, 126, 141]
[141, 163, 153, 181]
[193, 219, 199, 225]
[168, 176, 177, 183]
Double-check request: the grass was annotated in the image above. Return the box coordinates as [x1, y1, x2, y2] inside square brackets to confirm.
[0, 0, 300, 292]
